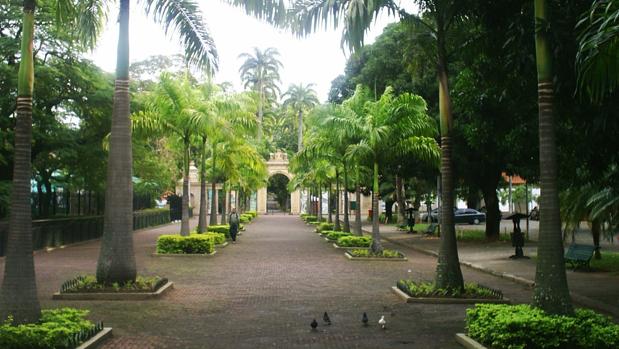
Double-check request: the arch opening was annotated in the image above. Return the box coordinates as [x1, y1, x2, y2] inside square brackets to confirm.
[267, 173, 290, 213]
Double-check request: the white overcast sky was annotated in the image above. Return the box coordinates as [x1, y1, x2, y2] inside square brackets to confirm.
[88, 2, 413, 102]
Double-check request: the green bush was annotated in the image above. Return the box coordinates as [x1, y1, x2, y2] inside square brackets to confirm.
[60, 275, 166, 293]
[466, 304, 619, 349]
[348, 248, 402, 258]
[201, 232, 226, 245]
[240, 214, 252, 223]
[206, 225, 244, 238]
[0, 308, 94, 349]
[337, 236, 372, 247]
[326, 231, 352, 241]
[245, 210, 257, 218]
[156, 234, 215, 254]
[316, 222, 335, 233]
[396, 280, 502, 299]
[303, 215, 318, 223]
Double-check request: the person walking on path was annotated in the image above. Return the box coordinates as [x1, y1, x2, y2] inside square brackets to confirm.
[229, 208, 240, 243]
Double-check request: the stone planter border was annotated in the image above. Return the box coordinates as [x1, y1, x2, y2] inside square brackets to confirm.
[76, 327, 113, 349]
[345, 251, 408, 261]
[151, 251, 217, 257]
[52, 281, 174, 301]
[454, 333, 488, 349]
[391, 286, 510, 304]
[216, 242, 229, 248]
[332, 243, 370, 249]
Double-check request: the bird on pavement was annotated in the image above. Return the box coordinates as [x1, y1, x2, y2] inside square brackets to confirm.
[378, 315, 386, 329]
[310, 319, 318, 330]
[362, 312, 369, 326]
[323, 312, 331, 325]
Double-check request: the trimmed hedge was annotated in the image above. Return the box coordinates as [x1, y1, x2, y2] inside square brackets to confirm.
[245, 211, 257, 218]
[326, 231, 352, 241]
[0, 308, 95, 349]
[201, 232, 226, 245]
[316, 222, 335, 233]
[206, 225, 244, 239]
[240, 214, 252, 223]
[156, 234, 215, 254]
[303, 215, 318, 223]
[337, 236, 372, 247]
[466, 304, 619, 349]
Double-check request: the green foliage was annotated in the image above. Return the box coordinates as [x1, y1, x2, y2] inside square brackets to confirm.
[61, 275, 165, 293]
[325, 231, 352, 241]
[0, 308, 94, 349]
[397, 280, 502, 299]
[200, 232, 226, 245]
[348, 248, 402, 258]
[466, 304, 619, 349]
[337, 235, 372, 247]
[455, 229, 512, 242]
[590, 251, 619, 273]
[245, 211, 258, 218]
[156, 234, 215, 254]
[302, 215, 318, 223]
[315, 222, 334, 233]
[378, 213, 397, 224]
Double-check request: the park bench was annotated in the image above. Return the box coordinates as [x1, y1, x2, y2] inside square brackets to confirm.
[564, 244, 595, 270]
[424, 223, 438, 236]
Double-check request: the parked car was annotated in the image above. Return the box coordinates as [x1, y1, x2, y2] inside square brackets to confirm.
[421, 208, 486, 225]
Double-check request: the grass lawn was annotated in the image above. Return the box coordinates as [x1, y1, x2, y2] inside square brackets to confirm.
[591, 251, 619, 273]
[455, 229, 512, 242]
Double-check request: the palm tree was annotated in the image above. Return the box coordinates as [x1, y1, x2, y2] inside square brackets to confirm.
[532, 0, 573, 315]
[133, 73, 199, 236]
[97, 0, 218, 285]
[239, 47, 283, 141]
[1, 0, 103, 324]
[341, 86, 440, 253]
[282, 83, 319, 151]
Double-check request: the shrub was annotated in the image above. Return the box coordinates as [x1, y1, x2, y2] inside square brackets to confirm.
[206, 225, 244, 238]
[239, 214, 254, 223]
[396, 280, 502, 299]
[316, 222, 335, 233]
[466, 304, 619, 349]
[348, 248, 403, 258]
[60, 275, 166, 293]
[303, 215, 318, 223]
[202, 232, 226, 245]
[0, 308, 95, 349]
[245, 210, 257, 218]
[337, 236, 372, 247]
[326, 231, 352, 241]
[156, 234, 215, 254]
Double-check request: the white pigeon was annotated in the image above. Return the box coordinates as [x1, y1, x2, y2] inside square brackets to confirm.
[378, 315, 386, 329]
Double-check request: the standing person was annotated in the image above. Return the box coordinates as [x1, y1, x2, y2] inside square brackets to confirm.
[229, 208, 240, 243]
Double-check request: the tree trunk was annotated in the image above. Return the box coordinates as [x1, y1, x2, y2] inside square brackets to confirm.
[180, 143, 190, 236]
[481, 174, 501, 241]
[198, 139, 208, 233]
[532, 0, 573, 315]
[257, 83, 263, 142]
[355, 178, 362, 236]
[210, 145, 218, 225]
[0, 0, 41, 324]
[306, 189, 311, 215]
[327, 185, 333, 223]
[297, 109, 303, 152]
[96, 0, 137, 286]
[334, 171, 341, 231]
[434, 34, 464, 292]
[221, 183, 228, 224]
[396, 175, 406, 224]
[317, 184, 322, 221]
[591, 219, 602, 259]
[343, 163, 350, 232]
[370, 161, 383, 253]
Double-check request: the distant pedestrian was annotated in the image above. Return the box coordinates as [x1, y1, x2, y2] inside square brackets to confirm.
[229, 208, 240, 243]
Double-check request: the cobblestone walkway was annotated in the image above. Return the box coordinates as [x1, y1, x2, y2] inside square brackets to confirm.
[2, 215, 534, 348]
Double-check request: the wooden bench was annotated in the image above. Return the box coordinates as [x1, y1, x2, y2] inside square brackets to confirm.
[424, 223, 438, 236]
[564, 244, 595, 270]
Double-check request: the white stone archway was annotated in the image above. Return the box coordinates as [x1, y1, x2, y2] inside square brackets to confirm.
[257, 150, 300, 214]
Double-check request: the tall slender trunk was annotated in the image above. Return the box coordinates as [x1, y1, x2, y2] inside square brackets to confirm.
[297, 110, 303, 151]
[481, 173, 501, 241]
[257, 82, 263, 142]
[343, 163, 350, 232]
[532, 0, 572, 315]
[97, 0, 136, 286]
[0, 0, 41, 324]
[306, 188, 311, 215]
[210, 145, 218, 225]
[198, 138, 208, 233]
[334, 170, 341, 231]
[221, 182, 228, 224]
[370, 160, 383, 253]
[180, 141, 190, 236]
[396, 174, 406, 224]
[434, 30, 464, 291]
[591, 219, 601, 259]
[327, 185, 333, 223]
[317, 184, 322, 221]
[235, 187, 240, 213]
[355, 174, 362, 236]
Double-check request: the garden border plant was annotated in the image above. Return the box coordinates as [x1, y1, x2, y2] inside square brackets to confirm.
[333, 235, 372, 249]
[392, 280, 509, 304]
[153, 234, 217, 257]
[345, 248, 407, 261]
[52, 275, 173, 301]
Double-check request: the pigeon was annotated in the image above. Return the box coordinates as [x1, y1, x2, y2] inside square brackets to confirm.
[310, 319, 318, 330]
[323, 312, 331, 325]
[362, 312, 369, 326]
[378, 315, 386, 329]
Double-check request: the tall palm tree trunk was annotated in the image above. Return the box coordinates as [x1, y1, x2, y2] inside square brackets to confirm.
[343, 163, 350, 232]
[317, 184, 322, 221]
[355, 175, 362, 236]
[370, 160, 383, 253]
[221, 182, 228, 224]
[210, 146, 218, 225]
[0, 0, 41, 324]
[306, 189, 311, 214]
[434, 33, 464, 291]
[532, 0, 573, 315]
[198, 139, 208, 233]
[257, 83, 263, 142]
[396, 174, 406, 224]
[97, 0, 137, 286]
[327, 185, 333, 223]
[334, 171, 341, 231]
[180, 143, 190, 236]
[297, 110, 303, 151]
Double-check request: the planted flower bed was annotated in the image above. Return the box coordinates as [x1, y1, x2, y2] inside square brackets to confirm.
[0, 308, 110, 349]
[393, 280, 508, 304]
[334, 236, 372, 249]
[460, 304, 619, 349]
[325, 231, 352, 241]
[345, 248, 407, 261]
[53, 275, 173, 301]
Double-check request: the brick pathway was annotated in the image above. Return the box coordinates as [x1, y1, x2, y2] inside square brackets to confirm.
[1, 215, 536, 348]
